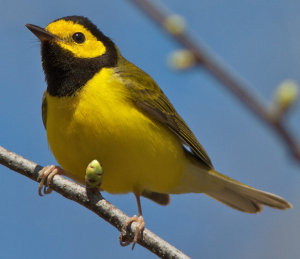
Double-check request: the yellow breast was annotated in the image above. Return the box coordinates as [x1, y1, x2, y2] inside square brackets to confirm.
[46, 68, 186, 194]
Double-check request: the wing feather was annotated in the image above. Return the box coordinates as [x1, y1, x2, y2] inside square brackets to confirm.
[114, 61, 213, 168]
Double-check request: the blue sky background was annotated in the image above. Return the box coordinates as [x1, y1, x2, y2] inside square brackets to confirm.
[1, 0, 300, 258]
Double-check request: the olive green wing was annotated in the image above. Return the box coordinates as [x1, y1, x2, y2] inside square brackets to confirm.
[41, 90, 47, 129]
[115, 62, 213, 169]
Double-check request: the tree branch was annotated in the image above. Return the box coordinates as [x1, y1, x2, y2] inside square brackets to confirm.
[0, 146, 190, 259]
[129, 0, 300, 162]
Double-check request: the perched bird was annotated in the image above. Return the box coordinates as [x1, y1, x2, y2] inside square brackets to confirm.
[26, 16, 292, 248]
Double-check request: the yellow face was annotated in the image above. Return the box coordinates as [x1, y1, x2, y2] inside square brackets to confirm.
[45, 20, 106, 59]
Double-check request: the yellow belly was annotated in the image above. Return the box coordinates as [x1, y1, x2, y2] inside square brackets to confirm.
[46, 68, 186, 194]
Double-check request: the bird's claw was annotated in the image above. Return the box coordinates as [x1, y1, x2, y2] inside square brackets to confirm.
[119, 215, 145, 250]
[37, 165, 62, 196]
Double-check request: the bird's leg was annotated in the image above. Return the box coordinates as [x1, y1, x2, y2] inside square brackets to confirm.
[130, 193, 145, 249]
[119, 193, 145, 250]
[37, 165, 64, 196]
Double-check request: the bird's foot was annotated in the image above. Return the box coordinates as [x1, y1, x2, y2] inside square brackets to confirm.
[119, 215, 145, 250]
[37, 165, 63, 196]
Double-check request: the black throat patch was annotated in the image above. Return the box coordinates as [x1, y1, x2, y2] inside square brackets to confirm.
[41, 17, 118, 97]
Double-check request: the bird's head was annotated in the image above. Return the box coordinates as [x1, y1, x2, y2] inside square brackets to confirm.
[26, 16, 119, 97]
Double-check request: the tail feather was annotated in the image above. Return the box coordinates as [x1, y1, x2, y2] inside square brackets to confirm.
[141, 190, 171, 206]
[205, 170, 292, 213]
[206, 187, 263, 213]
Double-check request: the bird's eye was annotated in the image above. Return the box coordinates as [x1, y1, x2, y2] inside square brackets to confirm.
[72, 32, 85, 44]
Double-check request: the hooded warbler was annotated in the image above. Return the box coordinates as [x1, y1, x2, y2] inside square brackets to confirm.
[26, 16, 292, 247]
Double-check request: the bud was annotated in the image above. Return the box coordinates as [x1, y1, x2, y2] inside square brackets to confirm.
[85, 160, 104, 189]
[168, 49, 196, 70]
[271, 80, 298, 119]
[164, 14, 186, 35]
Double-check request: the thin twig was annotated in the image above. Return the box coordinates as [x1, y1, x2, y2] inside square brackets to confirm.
[0, 146, 190, 259]
[129, 0, 300, 161]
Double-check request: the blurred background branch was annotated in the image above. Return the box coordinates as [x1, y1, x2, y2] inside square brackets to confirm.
[129, 0, 300, 162]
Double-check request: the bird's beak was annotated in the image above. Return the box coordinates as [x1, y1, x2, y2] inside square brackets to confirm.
[25, 24, 61, 42]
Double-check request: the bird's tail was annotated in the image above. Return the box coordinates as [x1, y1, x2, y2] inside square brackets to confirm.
[204, 170, 292, 213]
[174, 156, 292, 213]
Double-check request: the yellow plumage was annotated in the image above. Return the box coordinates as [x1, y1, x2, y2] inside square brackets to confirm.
[46, 68, 185, 194]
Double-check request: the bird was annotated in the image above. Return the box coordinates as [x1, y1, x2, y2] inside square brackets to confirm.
[26, 16, 292, 248]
